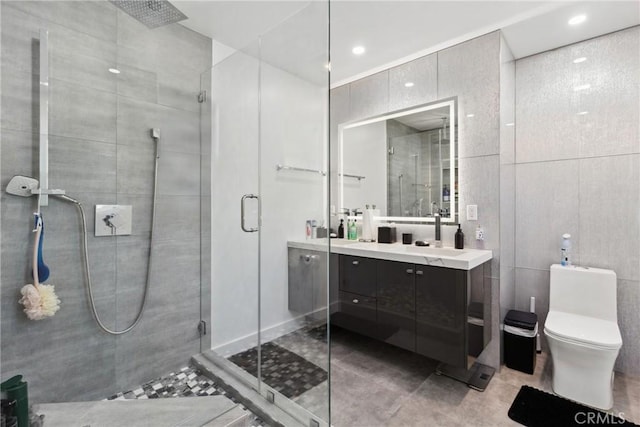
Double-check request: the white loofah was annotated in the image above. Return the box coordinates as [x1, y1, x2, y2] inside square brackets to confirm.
[19, 283, 60, 320]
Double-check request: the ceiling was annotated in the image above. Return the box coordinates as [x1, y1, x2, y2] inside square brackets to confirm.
[175, 0, 640, 86]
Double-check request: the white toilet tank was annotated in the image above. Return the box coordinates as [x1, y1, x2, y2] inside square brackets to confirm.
[549, 264, 617, 322]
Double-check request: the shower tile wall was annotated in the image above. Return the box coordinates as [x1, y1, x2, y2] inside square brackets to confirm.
[514, 26, 640, 375]
[0, 1, 212, 401]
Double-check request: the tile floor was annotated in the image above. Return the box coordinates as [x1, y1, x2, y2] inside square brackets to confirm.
[107, 365, 268, 426]
[265, 325, 640, 427]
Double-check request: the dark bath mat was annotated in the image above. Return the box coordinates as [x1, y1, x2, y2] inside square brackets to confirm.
[228, 341, 327, 399]
[508, 385, 637, 427]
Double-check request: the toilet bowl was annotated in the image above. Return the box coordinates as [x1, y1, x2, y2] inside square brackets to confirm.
[544, 265, 622, 410]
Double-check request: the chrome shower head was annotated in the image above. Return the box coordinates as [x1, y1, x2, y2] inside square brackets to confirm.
[6, 175, 39, 197]
[109, 0, 187, 29]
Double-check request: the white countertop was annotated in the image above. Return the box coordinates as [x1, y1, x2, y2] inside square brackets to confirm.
[288, 239, 492, 271]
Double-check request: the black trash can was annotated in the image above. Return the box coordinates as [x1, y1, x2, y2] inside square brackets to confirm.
[503, 310, 538, 374]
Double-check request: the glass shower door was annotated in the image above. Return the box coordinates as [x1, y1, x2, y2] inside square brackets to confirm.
[203, 1, 330, 425]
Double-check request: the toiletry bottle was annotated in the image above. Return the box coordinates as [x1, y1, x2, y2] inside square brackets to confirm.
[338, 219, 345, 238]
[353, 219, 358, 240]
[561, 234, 571, 266]
[311, 220, 318, 239]
[348, 220, 356, 240]
[443, 185, 450, 202]
[306, 220, 312, 240]
[455, 224, 464, 249]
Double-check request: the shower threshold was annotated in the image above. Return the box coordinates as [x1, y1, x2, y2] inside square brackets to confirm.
[193, 351, 324, 427]
[34, 395, 250, 426]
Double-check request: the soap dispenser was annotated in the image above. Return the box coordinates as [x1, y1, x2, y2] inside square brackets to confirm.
[349, 219, 357, 240]
[338, 219, 345, 238]
[455, 224, 464, 249]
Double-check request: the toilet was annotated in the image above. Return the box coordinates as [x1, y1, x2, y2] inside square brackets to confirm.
[544, 264, 622, 410]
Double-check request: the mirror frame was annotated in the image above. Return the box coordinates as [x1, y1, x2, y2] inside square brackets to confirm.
[338, 97, 458, 223]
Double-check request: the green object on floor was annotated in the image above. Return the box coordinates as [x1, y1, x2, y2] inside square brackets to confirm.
[1, 375, 29, 427]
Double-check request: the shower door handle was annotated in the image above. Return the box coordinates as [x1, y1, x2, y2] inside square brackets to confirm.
[241, 194, 259, 233]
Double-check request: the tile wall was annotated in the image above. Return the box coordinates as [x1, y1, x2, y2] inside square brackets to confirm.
[0, 1, 212, 401]
[514, 26, 639, 375]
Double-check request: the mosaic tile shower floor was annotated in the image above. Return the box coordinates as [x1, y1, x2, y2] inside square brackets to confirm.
[107, 365, 267, 426]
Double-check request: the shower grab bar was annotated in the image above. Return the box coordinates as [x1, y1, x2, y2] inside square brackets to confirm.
[276, 164, 326, 176]
[340, 173, 366, 181]
[39, 29, 50, 206]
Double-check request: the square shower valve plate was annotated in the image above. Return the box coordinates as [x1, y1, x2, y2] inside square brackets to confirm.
[95, 205, 133, 236]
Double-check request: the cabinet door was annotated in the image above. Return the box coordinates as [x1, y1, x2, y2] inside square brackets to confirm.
[332, 291, 378, 339]
[377, 260, 416, 352]
[415, 265, 467, 368]
[288, 248, 328, 314]
[339, 255, 376, 297]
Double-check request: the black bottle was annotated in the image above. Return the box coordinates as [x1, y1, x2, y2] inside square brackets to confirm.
[338, 219, 345, 238]
[455, 224, 464, 249]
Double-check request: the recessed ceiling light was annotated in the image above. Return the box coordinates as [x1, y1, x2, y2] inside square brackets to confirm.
[108, 68, 121, 74]
[466, 113, 475, 118]
[577, 111, 589, 115]
[505, 122, 515, 127]
[573, 84, 591, 91]
[568, 14, 586, 26]
[352, 46, 365, 55]
[404, 82, 414, 88]
[573, 57, 587, 64]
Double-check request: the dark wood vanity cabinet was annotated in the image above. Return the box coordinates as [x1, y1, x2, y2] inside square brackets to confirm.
[333, 255, 378, 338]
[332, 255, 479, 369]
[288, 249, 486, 369]
[377, 260, 416, 352]
[340, 255, 377, 296]
[415, 266, 467, 368]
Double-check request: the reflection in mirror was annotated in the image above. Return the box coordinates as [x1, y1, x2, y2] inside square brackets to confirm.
[339, 99, 457, 222]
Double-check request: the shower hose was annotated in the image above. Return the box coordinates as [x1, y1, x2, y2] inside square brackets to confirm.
[57, 141, 159, 335]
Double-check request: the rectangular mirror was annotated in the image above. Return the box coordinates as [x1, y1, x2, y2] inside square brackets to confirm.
[339, 98, 458, 223]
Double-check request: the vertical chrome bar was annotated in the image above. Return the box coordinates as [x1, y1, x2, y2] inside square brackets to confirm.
[39, 29, 49, 206]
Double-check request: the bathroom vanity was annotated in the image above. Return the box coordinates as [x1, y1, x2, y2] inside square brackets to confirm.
[287, 239, 493, 373]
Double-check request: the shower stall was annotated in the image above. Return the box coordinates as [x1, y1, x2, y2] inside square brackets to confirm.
[1, 0, 330, 425]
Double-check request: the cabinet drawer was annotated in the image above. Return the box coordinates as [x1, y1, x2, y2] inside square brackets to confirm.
[332, 291, 377, 338]
[340, 255, 377, 296]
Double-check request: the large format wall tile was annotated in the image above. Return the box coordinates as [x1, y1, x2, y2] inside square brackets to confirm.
[515, 46, 578, 163]
[515, 160, 580, 270]
[457, 155, 500, 275]
[157, 152, 201, 196]
[573, 27, 640, 158]
[1, 0, 211, 402]
[5, 0, 117, 44]
[349, 71, 389, 121]
[50, 79, 117, 143]
[438, 32, 500, 159]
[514, 28, 639, 375]
[49, 136, 117, 194]
[117, 97, 200, 154]
[0, 66, 39, 133]
[388, 54, 437, 112]
[616, 279, 640, 376]
[579, 154, 639, 281]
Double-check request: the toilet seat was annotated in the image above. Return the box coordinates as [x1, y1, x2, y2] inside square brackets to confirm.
[545, 311, 622, 350]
